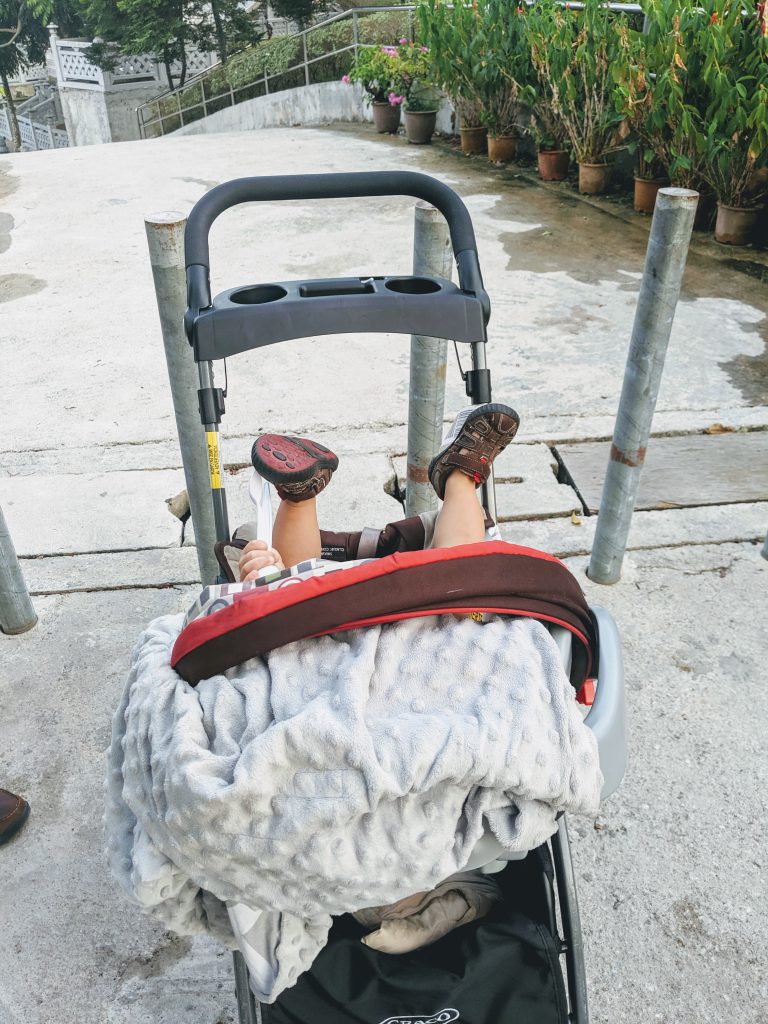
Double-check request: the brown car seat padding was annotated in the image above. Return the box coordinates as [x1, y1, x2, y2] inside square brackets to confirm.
[172, 542, 595, 688]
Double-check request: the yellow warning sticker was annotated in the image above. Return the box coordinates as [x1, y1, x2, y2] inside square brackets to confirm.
[206, 431, 221, 489]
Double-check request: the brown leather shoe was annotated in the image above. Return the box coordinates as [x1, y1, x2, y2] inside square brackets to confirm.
[0, 788, 30, 845]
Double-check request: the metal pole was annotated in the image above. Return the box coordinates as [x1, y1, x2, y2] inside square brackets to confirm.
[588, 188, 698, 584]
[0, 505, 37, 635]
[145, 213, 219, 585]
[405, 201, 452, 516]
[302, 33, 310, 86]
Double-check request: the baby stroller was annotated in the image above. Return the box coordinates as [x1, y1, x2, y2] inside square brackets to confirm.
[179, 171, 626, 1024]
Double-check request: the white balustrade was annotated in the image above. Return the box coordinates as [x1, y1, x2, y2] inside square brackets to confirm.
[57, 42, 104, 87]
[0, 107, 69, 150]
[49, 34, 213, 92]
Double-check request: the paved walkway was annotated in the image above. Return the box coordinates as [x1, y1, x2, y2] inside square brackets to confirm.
[1, 125, 766, 1024]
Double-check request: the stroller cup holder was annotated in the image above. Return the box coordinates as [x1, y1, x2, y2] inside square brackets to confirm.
[190, 274, 486, 362]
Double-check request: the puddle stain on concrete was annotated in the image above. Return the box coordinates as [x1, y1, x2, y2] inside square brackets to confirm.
[1, 164, 47, 302]
[0, 211, 13, 255]
[484, 190, 768, 407]
[0, 272, 47, 303]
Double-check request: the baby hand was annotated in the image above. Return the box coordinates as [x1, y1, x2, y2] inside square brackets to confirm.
[238, 540, 285, 582]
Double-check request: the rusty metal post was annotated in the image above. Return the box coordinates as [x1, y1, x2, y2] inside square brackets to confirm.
[405, 202, 452, 515]
[146, 212, 219, 585]
[588, 188, 698, 584]
[0, 505, 37, 634]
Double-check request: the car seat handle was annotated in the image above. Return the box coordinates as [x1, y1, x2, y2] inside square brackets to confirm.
[184, 171, 488, 320]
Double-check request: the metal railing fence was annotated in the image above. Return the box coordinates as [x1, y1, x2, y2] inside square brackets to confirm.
[136, 6, 415, 138]
[136, 2, 645, 140]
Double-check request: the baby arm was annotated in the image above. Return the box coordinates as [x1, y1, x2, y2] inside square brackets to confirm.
[238, 539, 285, 582]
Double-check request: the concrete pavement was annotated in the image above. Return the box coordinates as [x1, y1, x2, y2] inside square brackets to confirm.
[1, 124, 766, 1024]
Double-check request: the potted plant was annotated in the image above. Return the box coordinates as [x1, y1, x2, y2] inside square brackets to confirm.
[615, 3, 710, 223]
[395, 39, 440, 145]
[481, 1, 536, 163]
[627, 0, 767, 237]
[344, 45, 403, 134]
[418, 0, 488, 153]
[632, 149, 667, 214]
[528, 105, 571, 181]
[525, 0, 627, 194]
[696, 0, 768, 244]
[613, 24, 669, 213]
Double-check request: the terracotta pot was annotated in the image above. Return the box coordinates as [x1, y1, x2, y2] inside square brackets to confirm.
[633, 177, 666, 215]
[460, 126, 487, 154]
[578, 162, 610, 195]
[404, 109, 437, 145]
[714, 203, 763, 246]
[372, 101, 401, 135]
[487, 135, 517, 162]
[537, 149, 569, 181]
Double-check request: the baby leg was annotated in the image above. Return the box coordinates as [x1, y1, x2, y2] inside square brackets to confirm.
[432, 469, 486, 549]
[272, 496, 322, 566]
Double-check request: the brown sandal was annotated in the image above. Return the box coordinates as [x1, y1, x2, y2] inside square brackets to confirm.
[428, 403, 520, 500]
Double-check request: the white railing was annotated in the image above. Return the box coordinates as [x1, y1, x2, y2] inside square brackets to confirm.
[47, 27, 215, 92]
[0, 107, 69, 149]
[53, 40, 104, 88]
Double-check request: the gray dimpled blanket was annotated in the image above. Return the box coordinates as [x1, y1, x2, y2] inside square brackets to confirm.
[105, 612, 602, 1002]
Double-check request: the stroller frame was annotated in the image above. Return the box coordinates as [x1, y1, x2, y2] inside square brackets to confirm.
[183, 171, 626, 1024]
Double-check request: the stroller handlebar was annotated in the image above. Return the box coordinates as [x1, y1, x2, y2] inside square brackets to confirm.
[184, 171, 489, 319]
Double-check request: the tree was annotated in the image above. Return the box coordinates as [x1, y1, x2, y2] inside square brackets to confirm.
[80, 0, 261, 85]
[269, 0, 328, 31]
[0, 0, 49, 150]
[0, 0, 51, 50]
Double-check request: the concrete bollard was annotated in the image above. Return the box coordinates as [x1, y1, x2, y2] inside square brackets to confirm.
[588, 188, 699, 585]
[0, 505, 37, 635]
[405, 201, 453, 516]
[145, 213, 219, 585]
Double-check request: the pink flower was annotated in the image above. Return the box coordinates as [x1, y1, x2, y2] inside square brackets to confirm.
[419, 46, 429, 52]
[341, 74, 350, 84]
[388, 92, 404, 106]
[381, 46, 398, 56]
[399, 37, 408, 44]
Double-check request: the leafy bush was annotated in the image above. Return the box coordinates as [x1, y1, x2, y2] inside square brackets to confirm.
[524, 0, 628, 163]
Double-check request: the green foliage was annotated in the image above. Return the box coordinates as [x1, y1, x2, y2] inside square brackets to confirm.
[270, 0, 327, 31]
[0, 1, 46, 73]
[207, 32, 300, 93]
[476, 0, 534, 137]
[524, 0, 627, 163]
[417, 0, 487, 126]
[80, 0, 263, 78]
[417, 0, 533, 134]
[614, 0, 768, 204]
[346, 40, 435, 109]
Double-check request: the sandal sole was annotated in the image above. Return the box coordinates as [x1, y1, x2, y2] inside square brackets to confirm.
[251, 434, 338, 486]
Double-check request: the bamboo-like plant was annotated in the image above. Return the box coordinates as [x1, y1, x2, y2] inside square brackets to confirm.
[616, 0, 768, 204]
[478, 0, 535, 139]
[696, 0, 768, 207]
[524, 0, 627, 164]
[417, 0, 488, 128]
[614, 1, 707, 188]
